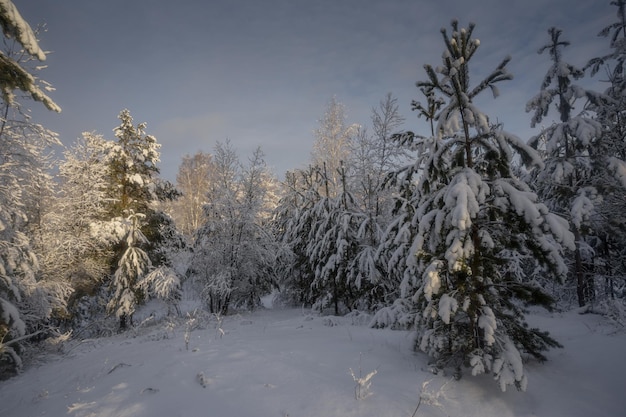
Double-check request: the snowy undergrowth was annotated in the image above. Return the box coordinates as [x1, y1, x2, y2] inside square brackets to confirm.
[0, 307, 624, 417]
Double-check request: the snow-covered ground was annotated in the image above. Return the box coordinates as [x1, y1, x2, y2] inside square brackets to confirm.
[1, 306, 624, 417]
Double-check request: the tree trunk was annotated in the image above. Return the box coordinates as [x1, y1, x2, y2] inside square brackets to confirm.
[573, 227, 592, 307]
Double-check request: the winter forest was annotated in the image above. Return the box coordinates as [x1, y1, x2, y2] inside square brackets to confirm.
[2, 0, 626, 409]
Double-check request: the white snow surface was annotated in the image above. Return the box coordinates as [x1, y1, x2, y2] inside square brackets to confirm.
[1, 306, 625, 417]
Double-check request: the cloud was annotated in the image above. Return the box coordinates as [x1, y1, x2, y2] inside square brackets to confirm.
[14, 0, 621, 183]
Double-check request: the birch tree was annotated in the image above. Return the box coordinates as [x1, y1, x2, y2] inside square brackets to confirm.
[191, 142, 279, 313]
[311, 96, 358, 197]
[170, 151, 215, 238]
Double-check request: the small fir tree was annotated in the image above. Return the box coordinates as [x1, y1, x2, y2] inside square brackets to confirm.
[306, 162, 362, 314]
[273, 168, 323, 307]
[106, 213, 151, 329]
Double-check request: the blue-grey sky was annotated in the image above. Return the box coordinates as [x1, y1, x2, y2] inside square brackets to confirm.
[16, 0, 613, 181]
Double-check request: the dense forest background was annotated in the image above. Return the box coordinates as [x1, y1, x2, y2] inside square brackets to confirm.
[1, 0, 625, 392]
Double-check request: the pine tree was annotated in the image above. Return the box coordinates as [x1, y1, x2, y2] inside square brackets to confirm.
[375, 21, 574, 391]
[273, 168, 322, 307]
[0, 0, 60, 375]
[527, 27, 616, 307]
[0, 0, 60, 112]
[107, 213, 151, 329]
[93, 110, 179, 328]
[105, 109, 162, 218]
[306, 162, 364, 314]
[585, 0, 626, 310]
[275, 95, 409, 312]
[347, 94, 409, 308]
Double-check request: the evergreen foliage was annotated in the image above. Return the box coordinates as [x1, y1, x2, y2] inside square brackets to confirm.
[273, 168, 322, 307]
[81, 110, 182, 329]
[305, 163, 363, 314]
[373, 21, 574, 391]
[0, 0, 59, 112]
[0, 0, 61, 375]
[527, 26, 622, 307]
[3, 0, 626, 391]
[584, 0, 626, 310]
[106, 213, 151, 328]
[275, 95, 408, 312]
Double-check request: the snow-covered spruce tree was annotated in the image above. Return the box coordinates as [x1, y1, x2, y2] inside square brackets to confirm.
[275, 98, 357, 310]
[305, 162, 365, 314]
[375, 21, 574, 391]
[585, 0, 626, 312]
[272, 167, 323, 307]
[106, 213, 151, 330]
[274, 95, 407, 312]
[95, 110, 179, 328]
[0, 0, 60, 113]
[105, 109, 179, 227]
[0, 0, 61, 375]
[526, 27, 616, 308]
[373, 87, 444, 328]
[346, 94, 409, 308]
[276, 161, 375, 314]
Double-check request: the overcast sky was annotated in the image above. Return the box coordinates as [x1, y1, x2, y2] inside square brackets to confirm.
[16, 0, 614, 181]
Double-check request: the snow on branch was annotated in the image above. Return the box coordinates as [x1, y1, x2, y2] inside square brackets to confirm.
[138, 266, 182, 301]
[608, 156, 626, 188]
[0, 1, 60, 112]
[0, 52, 61, 112]
[0, 0, 46, 60]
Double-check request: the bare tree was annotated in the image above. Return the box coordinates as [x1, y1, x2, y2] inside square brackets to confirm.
[311, 96, 359, 197]
[170, 151, 215, 238]
[191, 142, 279, 313]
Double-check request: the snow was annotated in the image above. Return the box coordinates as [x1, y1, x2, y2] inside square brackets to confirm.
[492, 337, 526, 392]
[570, 187, 598, 229]
[437, 293, 458, 324]
[1, 307, 625, 417]
[0, 0, 46, 61]
[0, 298, 25, 336]
[421, 260, 442, 300]
[128, 173, 144, 186]
[608, 156, 626, 188]
[477, 306, 497, 346]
